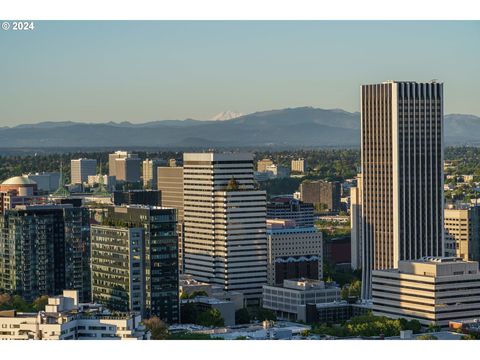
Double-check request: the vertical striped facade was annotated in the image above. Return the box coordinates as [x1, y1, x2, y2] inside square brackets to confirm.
[183, 153, 267, 306]
[361, 81, 444, 299]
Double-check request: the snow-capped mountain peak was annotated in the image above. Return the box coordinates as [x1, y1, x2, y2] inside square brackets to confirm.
[211, 111, 244, 121]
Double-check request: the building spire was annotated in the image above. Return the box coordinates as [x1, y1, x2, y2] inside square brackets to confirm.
[52, 161, 70, 197]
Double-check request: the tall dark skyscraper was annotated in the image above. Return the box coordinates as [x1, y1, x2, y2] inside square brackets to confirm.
[91, 205, 179, 323]
[360, 81, 444, 299]
[0, 203, 91, 302]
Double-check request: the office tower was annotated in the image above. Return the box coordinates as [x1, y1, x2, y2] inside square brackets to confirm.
[266, 196, 314, 228]
[360, 81, 444, 299]
[265, 164, 290, 179]
[0, 204, 90, 302]
[108, 151, 141, 182]
[143, 158, 164, 189]
[183, 152, 267, 306]
[70, 158, 97, 185]
[372, 257, 480, 328]
[291, 158, 306, 173]
[157, 166, 184, 272]
[25, 172, 60, 192]
[169, 158, 178, 167]
[157, 167, 184, 220]
[350, 174, 363, 270]
[115, 157, 141, 183]
[257, 158, 274, 172]
[113, 190, 161, 207]
[91, 205, 178, 322]
[266, 219, 322, 286]
[444, 205, 480, 261]
[300, 180, 341, 212]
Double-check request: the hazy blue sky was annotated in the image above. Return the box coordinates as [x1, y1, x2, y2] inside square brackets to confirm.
[1, 21, 479, 125]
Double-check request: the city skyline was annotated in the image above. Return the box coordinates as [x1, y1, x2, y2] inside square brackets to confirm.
[1, 21, 479, 126]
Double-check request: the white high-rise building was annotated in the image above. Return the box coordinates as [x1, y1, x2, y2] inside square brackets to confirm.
[70, 158, 97, 184]
[183, 152, 267, 306]
[360, 81, 444, 299]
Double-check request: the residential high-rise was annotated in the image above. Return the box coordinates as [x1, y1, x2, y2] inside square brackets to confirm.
[143, 158, 164, 189]
[0, 204, 90, 302]
[70, 158, 97, 185]
[108, 151, 141, 182]
[350, 174, 363, 270]
[299, 180, 341, 212]
[91, 205, 179, 323]
[444, 204, 480, 261]
[183, 152, 267, 306]
[291, 159, 306, 173]
[360, 81, 444, 299]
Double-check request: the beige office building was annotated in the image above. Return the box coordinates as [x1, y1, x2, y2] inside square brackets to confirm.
[108, 151, 141, 182]
[183, 152, 267, 306]
[158, 166, 185, 272]
[266, 219, 323, 285]
[372, 257, 480, 327]
[257, 158, 274, 172]
[360, 81, 444, 299]
[291, 159, 306, 173]
[444, 205, 480, 261]
[143, 158, 163, 189]
[70, 158, 97, 184]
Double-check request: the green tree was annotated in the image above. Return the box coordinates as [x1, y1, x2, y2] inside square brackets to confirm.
[33, 295, 49, 311]
[417, 334, 438, 340]
[427, 323, 441, 333]
[11, 295, 35, 312]
[143, 316, 169, 340]
[0, 293, 12, 310]
[254, 308, 277, 322]
[340, 280, 361, 301]
[235, 308, 251, 324]
[196, 308, 225, 327]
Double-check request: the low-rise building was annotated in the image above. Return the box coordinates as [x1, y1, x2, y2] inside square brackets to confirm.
[302, 301, 372, 324]
[181, 297, 236, 326]
[372, 257, 480, 328]
[179, 274, 244, 310]
[263, 279, 341, 321]
[0, 290, 149, 340]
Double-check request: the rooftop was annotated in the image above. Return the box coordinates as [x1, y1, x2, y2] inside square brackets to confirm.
[1, 176, 37, 186]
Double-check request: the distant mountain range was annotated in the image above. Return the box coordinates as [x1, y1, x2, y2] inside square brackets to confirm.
[1, 107, 479, 148]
